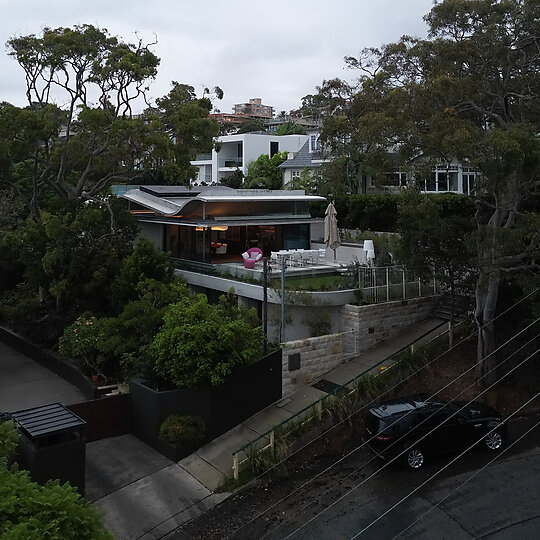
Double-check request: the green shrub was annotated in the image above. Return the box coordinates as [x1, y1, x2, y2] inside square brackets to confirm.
[0, 420, 19, 468]
[159, 415, 206, 446]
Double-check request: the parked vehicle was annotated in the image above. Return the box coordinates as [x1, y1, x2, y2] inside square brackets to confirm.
[365, 394, 507, 470]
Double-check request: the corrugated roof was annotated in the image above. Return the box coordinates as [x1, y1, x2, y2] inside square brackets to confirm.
[11, 403, 86, 441]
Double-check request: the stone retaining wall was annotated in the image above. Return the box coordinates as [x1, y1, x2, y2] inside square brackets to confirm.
[340, 296, 438, 352]
[281, 296, 439, 396]
[281, 333, 351, 397]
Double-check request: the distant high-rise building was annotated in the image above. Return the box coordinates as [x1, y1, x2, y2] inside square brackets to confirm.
[233, 98, 274, 119]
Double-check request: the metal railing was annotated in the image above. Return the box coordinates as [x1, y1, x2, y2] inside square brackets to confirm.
[173, 259, 441, 298]
[357, 265, 437, 303]
[231, 318, 453, 480]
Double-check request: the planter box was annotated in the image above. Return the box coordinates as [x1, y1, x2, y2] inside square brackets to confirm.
[130, 350, 282, 459]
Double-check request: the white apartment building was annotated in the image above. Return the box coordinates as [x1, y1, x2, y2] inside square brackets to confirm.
[191, 133, 308, 186]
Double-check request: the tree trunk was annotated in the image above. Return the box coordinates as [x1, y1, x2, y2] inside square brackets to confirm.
[475, 270, 501, 386]
[449, 281, 455, 349]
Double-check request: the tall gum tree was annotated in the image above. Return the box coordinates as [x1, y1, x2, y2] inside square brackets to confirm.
[317, 0, 540, 383]
[3, 25, 160, 218]
[2, 26, 222, 218]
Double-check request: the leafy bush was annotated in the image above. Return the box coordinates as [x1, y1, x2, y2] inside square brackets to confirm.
[111, 237, 174, 312]
[59, 279, 190, 382]
[309, 194, 400, 232]
[0, 420, 110, 538]
[0, 420, 19, 468]
[0, 468, 111, 539]
[159, 414, 206, 446]
[152, 292, 262, 388]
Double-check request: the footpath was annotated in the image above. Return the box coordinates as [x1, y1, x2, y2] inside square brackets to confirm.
[86, 317, 444, 539]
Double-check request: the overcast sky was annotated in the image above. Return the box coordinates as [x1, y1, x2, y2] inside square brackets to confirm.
[1, 0, 435, 114]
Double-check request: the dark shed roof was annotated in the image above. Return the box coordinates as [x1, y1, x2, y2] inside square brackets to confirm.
[11, 403, 86, 441]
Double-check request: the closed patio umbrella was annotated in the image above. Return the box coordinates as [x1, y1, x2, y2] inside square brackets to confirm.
[324, 201, 341, 261]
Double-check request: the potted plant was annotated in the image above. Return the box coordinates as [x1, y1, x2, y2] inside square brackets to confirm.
[158, 414, 206, 460]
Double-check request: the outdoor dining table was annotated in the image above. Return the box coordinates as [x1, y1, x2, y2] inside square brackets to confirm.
[273, 249, 320, 266]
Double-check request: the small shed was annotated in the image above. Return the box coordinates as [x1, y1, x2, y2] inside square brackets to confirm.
[11, 403, 87, 494]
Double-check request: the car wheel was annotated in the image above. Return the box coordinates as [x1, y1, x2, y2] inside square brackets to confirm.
[484, 430, 504, 451]
[404, 447, 424, 470]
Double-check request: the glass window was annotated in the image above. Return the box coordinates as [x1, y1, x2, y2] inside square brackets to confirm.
[426, 173, 436, 192]
[437, 172, 448, 191]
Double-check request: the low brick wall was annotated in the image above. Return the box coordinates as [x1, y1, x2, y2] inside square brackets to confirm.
[281, 296, 439, 396]
[340, 296, 439, 352]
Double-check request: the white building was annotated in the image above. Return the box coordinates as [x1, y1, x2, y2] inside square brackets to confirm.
[191, 133, 308, 186]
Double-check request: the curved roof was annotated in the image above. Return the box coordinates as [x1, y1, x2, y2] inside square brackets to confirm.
[122, 185, 324, 216]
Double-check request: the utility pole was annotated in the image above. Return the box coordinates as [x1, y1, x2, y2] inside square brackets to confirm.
[262, 257, 268, 352]
[280, 256, 286, 342]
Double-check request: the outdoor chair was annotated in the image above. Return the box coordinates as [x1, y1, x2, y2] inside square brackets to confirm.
[242, 247, 263, 269]
[290, 251, 302, 267]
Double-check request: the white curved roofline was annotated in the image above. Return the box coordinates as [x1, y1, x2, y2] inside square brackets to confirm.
[122, 190, 184, 216]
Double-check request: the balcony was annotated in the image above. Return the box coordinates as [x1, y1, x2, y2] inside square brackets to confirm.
[194, 153, 212, 162]
[219, 157, 242, 169]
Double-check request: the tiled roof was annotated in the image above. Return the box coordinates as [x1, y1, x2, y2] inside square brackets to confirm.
[278, 140, 325, 169]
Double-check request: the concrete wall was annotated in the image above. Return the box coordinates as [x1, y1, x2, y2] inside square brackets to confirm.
[310, 240, 368, 265]
[340, 296, 438, 352]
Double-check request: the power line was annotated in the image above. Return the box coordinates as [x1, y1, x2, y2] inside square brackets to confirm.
[262, 329, 538, 539]
[391, 413, 540, 540]
[223, 289, 539, 539]
[352, 391, 540, 539]
[281, 345, 540, 539]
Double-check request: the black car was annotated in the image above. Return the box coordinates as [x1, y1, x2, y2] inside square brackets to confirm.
[364, 394, 507, 470]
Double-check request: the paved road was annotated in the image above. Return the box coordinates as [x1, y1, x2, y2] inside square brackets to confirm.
[270, 415, 540, 539]
[0, 341, 86, 411]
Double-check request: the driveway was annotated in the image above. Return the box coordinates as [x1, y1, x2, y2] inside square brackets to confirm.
[0, 341, 86, 412]
[86, 435, 229, 539]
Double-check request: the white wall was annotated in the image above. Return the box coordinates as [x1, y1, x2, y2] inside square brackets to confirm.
[192, 133, 308, 184]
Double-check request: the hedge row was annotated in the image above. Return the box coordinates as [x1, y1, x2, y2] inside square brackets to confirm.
[309, 193, 475, 233]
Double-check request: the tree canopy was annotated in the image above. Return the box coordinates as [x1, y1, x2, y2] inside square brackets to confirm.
[245, 151, 288, 189]
[314, 0, 540, 380]
[152, 290, 262, 388]
[1, 25, 222, 219]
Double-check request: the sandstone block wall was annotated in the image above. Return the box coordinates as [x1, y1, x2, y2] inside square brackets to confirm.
[340, 296, 438, 352]
[281, 333, 350, 397]
[280, 296, 439, 396]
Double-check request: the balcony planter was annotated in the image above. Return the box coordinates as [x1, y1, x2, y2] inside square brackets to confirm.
[129, 349, 282, 459]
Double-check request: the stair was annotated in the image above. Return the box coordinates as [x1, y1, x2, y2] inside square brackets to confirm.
[432, 294, 473, 323]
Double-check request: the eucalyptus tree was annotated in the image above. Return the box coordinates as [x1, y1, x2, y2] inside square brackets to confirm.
[316, 0, 540, 381]
[3, 25, 161, 218]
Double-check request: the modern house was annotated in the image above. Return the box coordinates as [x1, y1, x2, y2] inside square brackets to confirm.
[121, 185, 378, 341]
[191, 132, 308, 186]
[122, 185, 325, 263]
